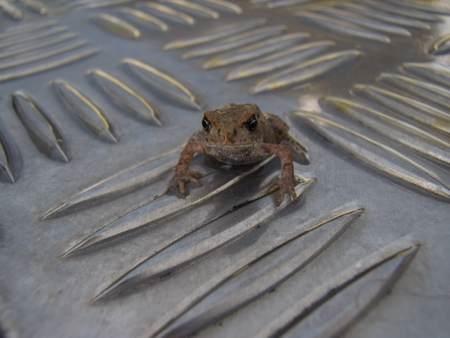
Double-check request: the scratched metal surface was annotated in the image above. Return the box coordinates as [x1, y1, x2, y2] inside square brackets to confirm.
[0, 1, 449, 337]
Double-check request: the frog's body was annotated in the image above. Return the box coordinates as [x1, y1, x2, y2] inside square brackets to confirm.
[168, 103, 309, 205]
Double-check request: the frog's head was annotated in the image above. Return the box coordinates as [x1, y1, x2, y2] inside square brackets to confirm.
[202, 103, 264, 146]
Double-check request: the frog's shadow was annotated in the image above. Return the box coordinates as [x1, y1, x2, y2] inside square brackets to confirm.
[197, 156, 306, 255]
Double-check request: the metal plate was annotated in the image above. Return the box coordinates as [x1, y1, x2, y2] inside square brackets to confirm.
[0, 1, 449, 337]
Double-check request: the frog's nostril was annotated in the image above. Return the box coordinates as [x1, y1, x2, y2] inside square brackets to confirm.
[223, 130, 233, 144]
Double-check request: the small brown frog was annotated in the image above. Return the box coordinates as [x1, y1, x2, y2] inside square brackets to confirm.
[168, 103, 309, 205]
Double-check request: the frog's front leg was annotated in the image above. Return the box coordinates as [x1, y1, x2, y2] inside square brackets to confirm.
[168, 142, 208, 197]
[264, 144, 297, 206]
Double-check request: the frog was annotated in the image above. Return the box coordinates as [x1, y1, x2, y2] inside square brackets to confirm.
[168, 103, 309, 205]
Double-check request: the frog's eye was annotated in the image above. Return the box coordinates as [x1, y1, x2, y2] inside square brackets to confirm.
[246, 115, 258, 132]
[202, 117, 211, 132]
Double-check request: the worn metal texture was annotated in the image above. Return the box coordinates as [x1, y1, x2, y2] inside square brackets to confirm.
[0, 1, 449, 337]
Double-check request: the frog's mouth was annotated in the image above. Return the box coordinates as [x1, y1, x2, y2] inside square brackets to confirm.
[207, 142, 264, 148]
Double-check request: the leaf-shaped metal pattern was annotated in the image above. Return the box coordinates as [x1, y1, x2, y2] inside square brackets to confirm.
[0, 0, 23, 20]
[251, 49, 362, 93]
[295, 11, 390, 43]
[0, 139, 15, 183]
[403, 62, 450, 88]
[42, 147, 182, 220]
[429, 34, 450, 55]
[91, 177, 315, 301]
[152, 206, 363, 338]
[227, 40, 334, 80]
[12, 91, 71, 163]
[293, 112, 450, 201]
[90, 13, 141, 38]
[0, 26, 69, 49]
[115, 7, 169, 32]
[254, 236, 419, 338]
[17, 0, 47, 15]
[1, 1, 448, 337]
[202, 32, 309, 69]
[383, 0, 450, 14]
[379, 74, 450, 110]
[0, 48, 101, 82]
[352, 83, 450, 138]
[0, 32, 78, 59]
[314, 6, 411, 36]
[322, 96, 450, 167]
[0, 117, 22, 183]
[0, 40, 88, 71]
[121, 58, 203, 110]
[267, 0, 313, 8]
[87, 69, 163, 126]
[160, 0, 220, 19]
[336, 2, 431, 29]
[181, 25, 287, 59]
[71, 0, 136, 11]
[63, 156, 281, 257]
[190, 0, 242, 14]
[163, 18, 265, 49]
[67, 166, 278, 258]
[51, 80, 119, 143]
[282, 248, 416, 338]
[138, 204, 362, 337]
[0, 19, 58, 36]
[355, 0, 442, 22]
[249, 0, 272, 6]
[136, 2, 195, 26]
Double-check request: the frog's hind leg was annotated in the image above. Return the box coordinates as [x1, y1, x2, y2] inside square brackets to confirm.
[281, 136, 309, 165]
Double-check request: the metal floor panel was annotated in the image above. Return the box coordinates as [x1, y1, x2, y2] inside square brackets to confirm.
[0, 1, 449, 337]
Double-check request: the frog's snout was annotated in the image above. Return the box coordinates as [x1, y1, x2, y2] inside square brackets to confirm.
[223, 129, 233, 145]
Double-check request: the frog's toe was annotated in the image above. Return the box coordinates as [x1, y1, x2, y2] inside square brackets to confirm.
[267, 180, 297, 206]
[168, 179, 187, 196]
[169, 172, 203, 197]
[178, 181, 189, 197]
[267, 180, 280, 195]
[276, 188, 297, 206]
[167, 179, 179, 193]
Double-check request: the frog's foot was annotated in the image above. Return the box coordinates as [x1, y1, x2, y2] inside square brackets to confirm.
[168, 171, 203, 197]
[267, 179, 297, 206]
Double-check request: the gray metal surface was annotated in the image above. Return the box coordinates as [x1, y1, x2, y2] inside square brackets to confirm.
[0, 1, 449, 337]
